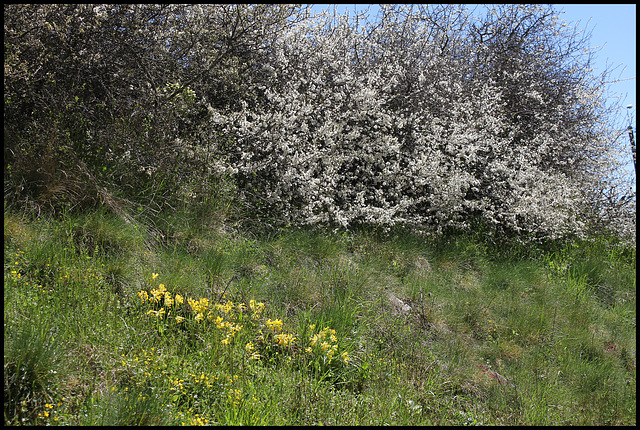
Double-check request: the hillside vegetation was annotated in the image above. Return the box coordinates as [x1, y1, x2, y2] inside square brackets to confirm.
[3, 4, 636, 425]
[4, 204, 636, 425]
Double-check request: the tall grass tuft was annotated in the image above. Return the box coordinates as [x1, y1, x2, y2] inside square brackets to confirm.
[4, 319, 62, 425]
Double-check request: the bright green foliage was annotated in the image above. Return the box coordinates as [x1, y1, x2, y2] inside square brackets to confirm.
[3, 207, 635, 425]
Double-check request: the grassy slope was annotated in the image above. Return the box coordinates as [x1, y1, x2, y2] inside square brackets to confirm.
[4, 207, 636, 425]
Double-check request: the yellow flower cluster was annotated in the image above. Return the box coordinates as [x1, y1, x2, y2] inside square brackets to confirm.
[245, 342, 261, 360]
[307, 326, 348, 364]
[137, 273, 267, 345]
[187, 297, 210, 322]
[274, 333, 296, 347]
[150, 284, 168, 304]
[136, 273, 351, 368]
[215, 315, 243, 345]
[310, 327, 338, 346]
[138, 282, 185, 324]
[263, 318, 297, 347]
[147, 307, 166, 318]
[248, 299, 265, 320]
[137, 290, 149, 302]
[265, 318, 283, 332]
[214, 300, 233, 314]
[37, 402, 59, 421]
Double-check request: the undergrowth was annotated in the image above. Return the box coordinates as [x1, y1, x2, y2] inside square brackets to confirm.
[3, 206, 636, 425]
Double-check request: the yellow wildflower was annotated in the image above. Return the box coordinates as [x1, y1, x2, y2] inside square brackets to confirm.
[220, 300, 233, 314]
[152, 273, 159, 280]
[249, 300, 265, 320]
[175, 316, 184, 323]
[326, 344, 338, 361]
[189, 297, 210, 315]
[274, 333, 296, 346]
[138, 290, 149, 302]
[215, 316, 225, 328]
[174, 294, 184, 305]
[164, 292, 174, 307]
[150, 288, 163, 303]
[265, 318, 283, 332]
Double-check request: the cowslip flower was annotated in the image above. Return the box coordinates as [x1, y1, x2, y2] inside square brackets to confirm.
[138, 290, 149, 302]
[249, 300, 265, 320]
[215, 316, 225, 329]
[189, 297, 209, 314]
[326, 344, 338, 361]
[164, 292, 174, 307]
[222, 301, 234, 313]
[274, 333, 296, 346]
[150, 285, 167, 303]
[265, 318, 283, 332]
[147, 308, 166, 318]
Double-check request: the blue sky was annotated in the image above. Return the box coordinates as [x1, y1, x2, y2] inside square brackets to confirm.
[557, 4, 636, 184]
[557, 5, 636, 124]
[309, 4, 636, 181]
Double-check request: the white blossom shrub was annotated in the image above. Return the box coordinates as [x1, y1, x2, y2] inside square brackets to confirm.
[201, 5, 634, 241]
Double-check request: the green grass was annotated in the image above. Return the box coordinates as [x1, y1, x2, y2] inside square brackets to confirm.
[4, 207, 636, 425]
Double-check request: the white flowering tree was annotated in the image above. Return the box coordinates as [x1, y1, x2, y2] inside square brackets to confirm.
[203, 4, 634, 241]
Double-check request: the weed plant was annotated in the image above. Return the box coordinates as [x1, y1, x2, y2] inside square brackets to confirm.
[3, 207, 636, 425]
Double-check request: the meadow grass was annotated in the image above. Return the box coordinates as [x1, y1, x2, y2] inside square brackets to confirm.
[4, 207, 636, 425]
